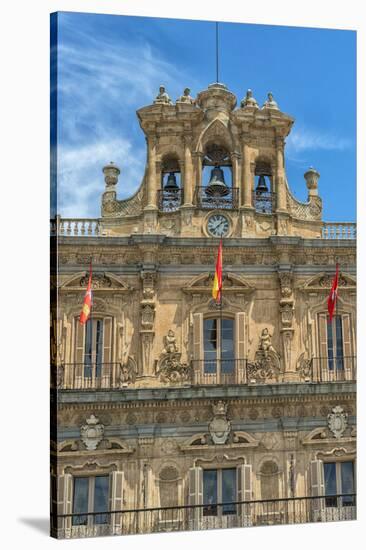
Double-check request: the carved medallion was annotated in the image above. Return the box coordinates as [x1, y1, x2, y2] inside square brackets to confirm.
[328, 406, 348, 438]
[208, 401, 231, 445]
[80, 415, 104, 451]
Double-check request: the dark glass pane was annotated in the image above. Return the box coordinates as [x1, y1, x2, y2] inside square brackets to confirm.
[335, 316, 344, 370]
[204, 319, 217, 373]
[94, 476, 109, 524]
[327, 319, 334, 370]
[73, 477, 89, 525]
[84, 320, 92, 377]
[95, 320, 104, 377]
[341, 462, 355, 506]
[324, 463, 337, 507]
[222, 469, 236, 515]
[221, 319, 234, 373]
[203, 470, 217, 516]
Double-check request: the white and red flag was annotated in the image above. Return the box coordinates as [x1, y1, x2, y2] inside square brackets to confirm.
[79, 262, 93, 325]
[327, 263, 339, 323]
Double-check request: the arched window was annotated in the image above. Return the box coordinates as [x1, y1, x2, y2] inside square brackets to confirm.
[159, 156, 182, 211]
[253, 159, 274, 214]
[197, 144, 237, 209]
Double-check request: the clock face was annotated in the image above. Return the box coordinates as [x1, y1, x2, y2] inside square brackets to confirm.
[207, 214, 230, 237]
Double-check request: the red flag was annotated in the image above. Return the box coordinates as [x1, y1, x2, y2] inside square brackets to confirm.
[327, 263, 339, 323]
[79, 262, 93, 325]
[212, 240, 223, 303]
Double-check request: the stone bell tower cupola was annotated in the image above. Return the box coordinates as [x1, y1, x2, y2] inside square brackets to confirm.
[99, 83, 324, 239]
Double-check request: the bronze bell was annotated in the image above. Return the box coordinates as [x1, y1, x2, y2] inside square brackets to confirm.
[205, 166, 230, 197]
[164, 172, 179, 193]
[256, 174, 269, 194]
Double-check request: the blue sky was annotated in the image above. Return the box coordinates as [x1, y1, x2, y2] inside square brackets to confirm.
[54, 12, 356, 221]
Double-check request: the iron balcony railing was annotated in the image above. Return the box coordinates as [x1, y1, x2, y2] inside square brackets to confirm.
[191, 359, 247, 385]
[53, 362, 125, 390]
[53, 356, 357, 390]
[157, 189, 183, 212]
[310, 356, 357, 383]
[252, 190, 276, 214]
[51, 494, 356, 539]
[194, 186, 239, 209]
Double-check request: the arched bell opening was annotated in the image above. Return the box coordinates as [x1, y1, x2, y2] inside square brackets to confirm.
[196, 144, 238, 209]
[158, 156, 183, 212]
[253, 159, 275, 214]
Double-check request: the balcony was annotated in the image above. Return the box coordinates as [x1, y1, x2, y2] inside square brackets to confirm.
[53, 356, 356, 390]
[51, 494, 356, 539]
[310, 356, 357, 382]
[50, 217, 101, 236]
[252, 191, 276, 214]
[194, 187, 239, 210]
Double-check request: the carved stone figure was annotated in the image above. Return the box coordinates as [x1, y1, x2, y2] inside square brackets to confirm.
[177, 87, 195, 104]
[240, 89, 258, 108]
[119, 357, 137, 387]
[296, 352, 312, 382]
[209, 401, 231, 444]
[80, 415, 104, 451]
[262, 92, 279, 110]
[163, 330, 178, 354]
[259, 328, 275, 355]
[154, 85, 172, 105]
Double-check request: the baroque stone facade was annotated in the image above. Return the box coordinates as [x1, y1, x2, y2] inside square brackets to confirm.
[50, 83, 356, 539]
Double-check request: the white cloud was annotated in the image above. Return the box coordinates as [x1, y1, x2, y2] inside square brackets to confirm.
[286, 126, 352, 153]
[56, 17, 201, 218]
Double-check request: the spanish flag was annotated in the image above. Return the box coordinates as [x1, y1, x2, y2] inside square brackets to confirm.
[327, 263, 339, 323]
[212, 239, 223, 303]
[79, 263, 93, 325]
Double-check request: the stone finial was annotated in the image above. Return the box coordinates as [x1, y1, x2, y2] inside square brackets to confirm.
[240, 89, 258, 109]
[154, 85, 172, 105]
[304, 167, 320, 196]
[177, 87, 195, 104]
[262, 92, 279, 110]
[102, 162, 120, 188]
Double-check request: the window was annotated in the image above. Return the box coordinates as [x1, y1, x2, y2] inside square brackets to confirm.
[84, 319, 104, 377]
[203, 318, 234, 375]
[203, 468, 236, 516]
[74, 316, 113, 386]
[324, 462, 355, 507]
[72, 476, 110, 526]
[326, 315, 344, 370]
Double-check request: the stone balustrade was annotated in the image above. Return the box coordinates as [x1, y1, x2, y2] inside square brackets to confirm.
[50, 217, 101, 236]
[322, 222, 356, 240]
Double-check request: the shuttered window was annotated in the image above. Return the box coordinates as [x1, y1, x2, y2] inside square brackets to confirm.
[72, 475, 110, 526]
[203, 468, 237, 517]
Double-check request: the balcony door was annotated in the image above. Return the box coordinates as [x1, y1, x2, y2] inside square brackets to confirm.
[74, 316, 113, 388]
[203, 318, 234, 384]
[318, 313, 354, 381]
[324, 461, 355, 520]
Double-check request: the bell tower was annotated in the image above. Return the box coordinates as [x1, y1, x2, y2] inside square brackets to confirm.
[99, 83, 323, 240]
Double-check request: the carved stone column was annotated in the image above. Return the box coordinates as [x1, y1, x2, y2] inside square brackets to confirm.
[278, 270, 296, 381]
[139, 270, 157, 377]
[145, 135, 158, 210]
[183, 134, 193, 206]
[230, 151, 240, 194]
[192, 151, 203, 202]
[241, 135, 253, 208]
[275, 135, 287, 213]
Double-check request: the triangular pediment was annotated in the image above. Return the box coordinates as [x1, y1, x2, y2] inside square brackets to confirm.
[299, 271, 356, 292]
[60, 271, 132, 291]
[183, 272, 254, 294]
